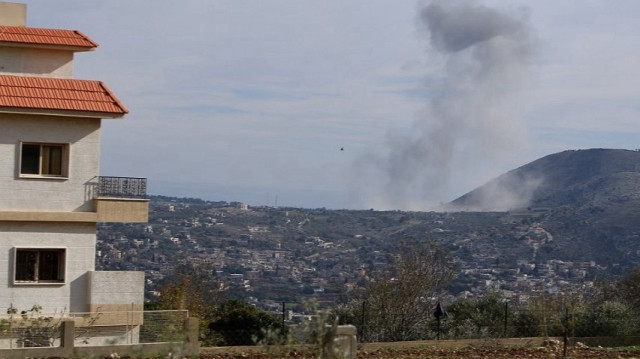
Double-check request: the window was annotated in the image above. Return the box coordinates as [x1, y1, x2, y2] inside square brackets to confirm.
[14, 248, 66, 284]
[19, 142, 69, 178]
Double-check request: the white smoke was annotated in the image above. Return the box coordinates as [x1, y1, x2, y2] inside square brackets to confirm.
[447, 170, 544, 211]
[351, 0, 535, 210]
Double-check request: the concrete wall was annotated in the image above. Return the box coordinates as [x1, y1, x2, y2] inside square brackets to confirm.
[0, 114, 101, 212]
[87, 271, 145, 309]
[0, 1, 74, 79]
[0, 47, 74, 78]
[87, 271, 145, 325]
[95, 198, 150, 223]
[0, 222, 96, 313]
[0, 2, 26, 26]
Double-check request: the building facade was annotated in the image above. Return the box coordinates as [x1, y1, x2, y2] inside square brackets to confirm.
[0, 2, 148, 346]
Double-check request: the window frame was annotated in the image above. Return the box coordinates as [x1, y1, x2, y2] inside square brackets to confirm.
[12, 247, 67, 285]
[18, 141, 70, 179]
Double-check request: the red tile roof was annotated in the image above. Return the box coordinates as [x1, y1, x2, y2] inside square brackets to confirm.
[0, 75, 128, 116]
[0, 25, 97, 50]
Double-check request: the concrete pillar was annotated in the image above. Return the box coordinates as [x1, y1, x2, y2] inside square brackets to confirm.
[183, 317, 200, 357]
[61, 320, 75, 357]
[334, 325, 357, 359]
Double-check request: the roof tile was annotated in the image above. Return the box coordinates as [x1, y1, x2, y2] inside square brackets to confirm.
[0, 75, 128, 115]
[0, 25, 97, 49]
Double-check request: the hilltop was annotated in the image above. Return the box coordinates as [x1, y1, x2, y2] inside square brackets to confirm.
[451, 148, 640, 211]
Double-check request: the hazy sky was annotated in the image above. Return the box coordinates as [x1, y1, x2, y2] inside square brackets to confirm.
[24, 0, 640, 210]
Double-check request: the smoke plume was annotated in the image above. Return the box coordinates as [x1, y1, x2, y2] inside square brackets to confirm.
[351, 0, 535, 210]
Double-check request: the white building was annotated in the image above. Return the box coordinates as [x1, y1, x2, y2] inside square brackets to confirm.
[0, 2, 148, 346]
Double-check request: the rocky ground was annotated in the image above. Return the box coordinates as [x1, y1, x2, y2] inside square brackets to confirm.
[197, 346, 640, 359]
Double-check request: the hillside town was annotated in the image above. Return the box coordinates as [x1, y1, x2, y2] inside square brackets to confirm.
[96, 196, 608, 311]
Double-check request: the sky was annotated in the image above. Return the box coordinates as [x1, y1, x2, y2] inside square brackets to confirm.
[23, 0, 640, 210]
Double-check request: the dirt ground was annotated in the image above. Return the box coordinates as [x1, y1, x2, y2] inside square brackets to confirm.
[196, 336, 640, 359]
[198, 346, 640, 359]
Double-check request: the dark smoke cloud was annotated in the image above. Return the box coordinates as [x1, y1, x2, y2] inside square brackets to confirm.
[351, 0, 535, 210]
[424, 2, 523, 53]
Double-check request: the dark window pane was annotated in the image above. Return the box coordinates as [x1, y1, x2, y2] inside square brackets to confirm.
[21, 144, 40, 175]
[15, 250, 37, 281]
[38, 250, 61, 281]
[15, 249, 64, 283]
[42, 145, 63, 176]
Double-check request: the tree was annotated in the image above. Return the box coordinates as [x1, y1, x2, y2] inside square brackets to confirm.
[208, 299, 287, 346]
[356, 243, 456, 342]
[150, 264, 223, 345]
[446, 292, 507, 338]
[614, 267, 640, 314]
[575, 300, 637, 337]
[154, 269, 212, 319]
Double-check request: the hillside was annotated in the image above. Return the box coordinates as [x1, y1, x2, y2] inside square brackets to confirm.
[97, 148, 640, 307]
[451, 149, 640, 210]
[450, 148, 640, 265]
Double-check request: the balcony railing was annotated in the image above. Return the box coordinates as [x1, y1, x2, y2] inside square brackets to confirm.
[97, 176, 147, 199]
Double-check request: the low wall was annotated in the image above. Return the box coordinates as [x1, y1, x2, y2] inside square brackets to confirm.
[0, 318, 199, 359]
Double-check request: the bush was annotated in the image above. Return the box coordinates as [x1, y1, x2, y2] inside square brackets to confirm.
[575, 301, 637, 337]
[208, 299, 287, 346]
[446, 292, 507, 338]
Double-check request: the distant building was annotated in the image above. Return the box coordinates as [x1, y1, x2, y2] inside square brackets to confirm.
[232, 202, 248, 210]
[0, 2, 148, 347]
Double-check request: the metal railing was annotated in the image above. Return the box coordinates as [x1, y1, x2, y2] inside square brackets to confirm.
[97, 176, 147, 199]
[355, 301, 640, 347]
[73, 309, 188, 346]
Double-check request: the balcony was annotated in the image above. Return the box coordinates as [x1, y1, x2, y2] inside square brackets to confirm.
[94, 176, 149, 223]
[97, 176, 147, 198]
[0, 176, 149, 223]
